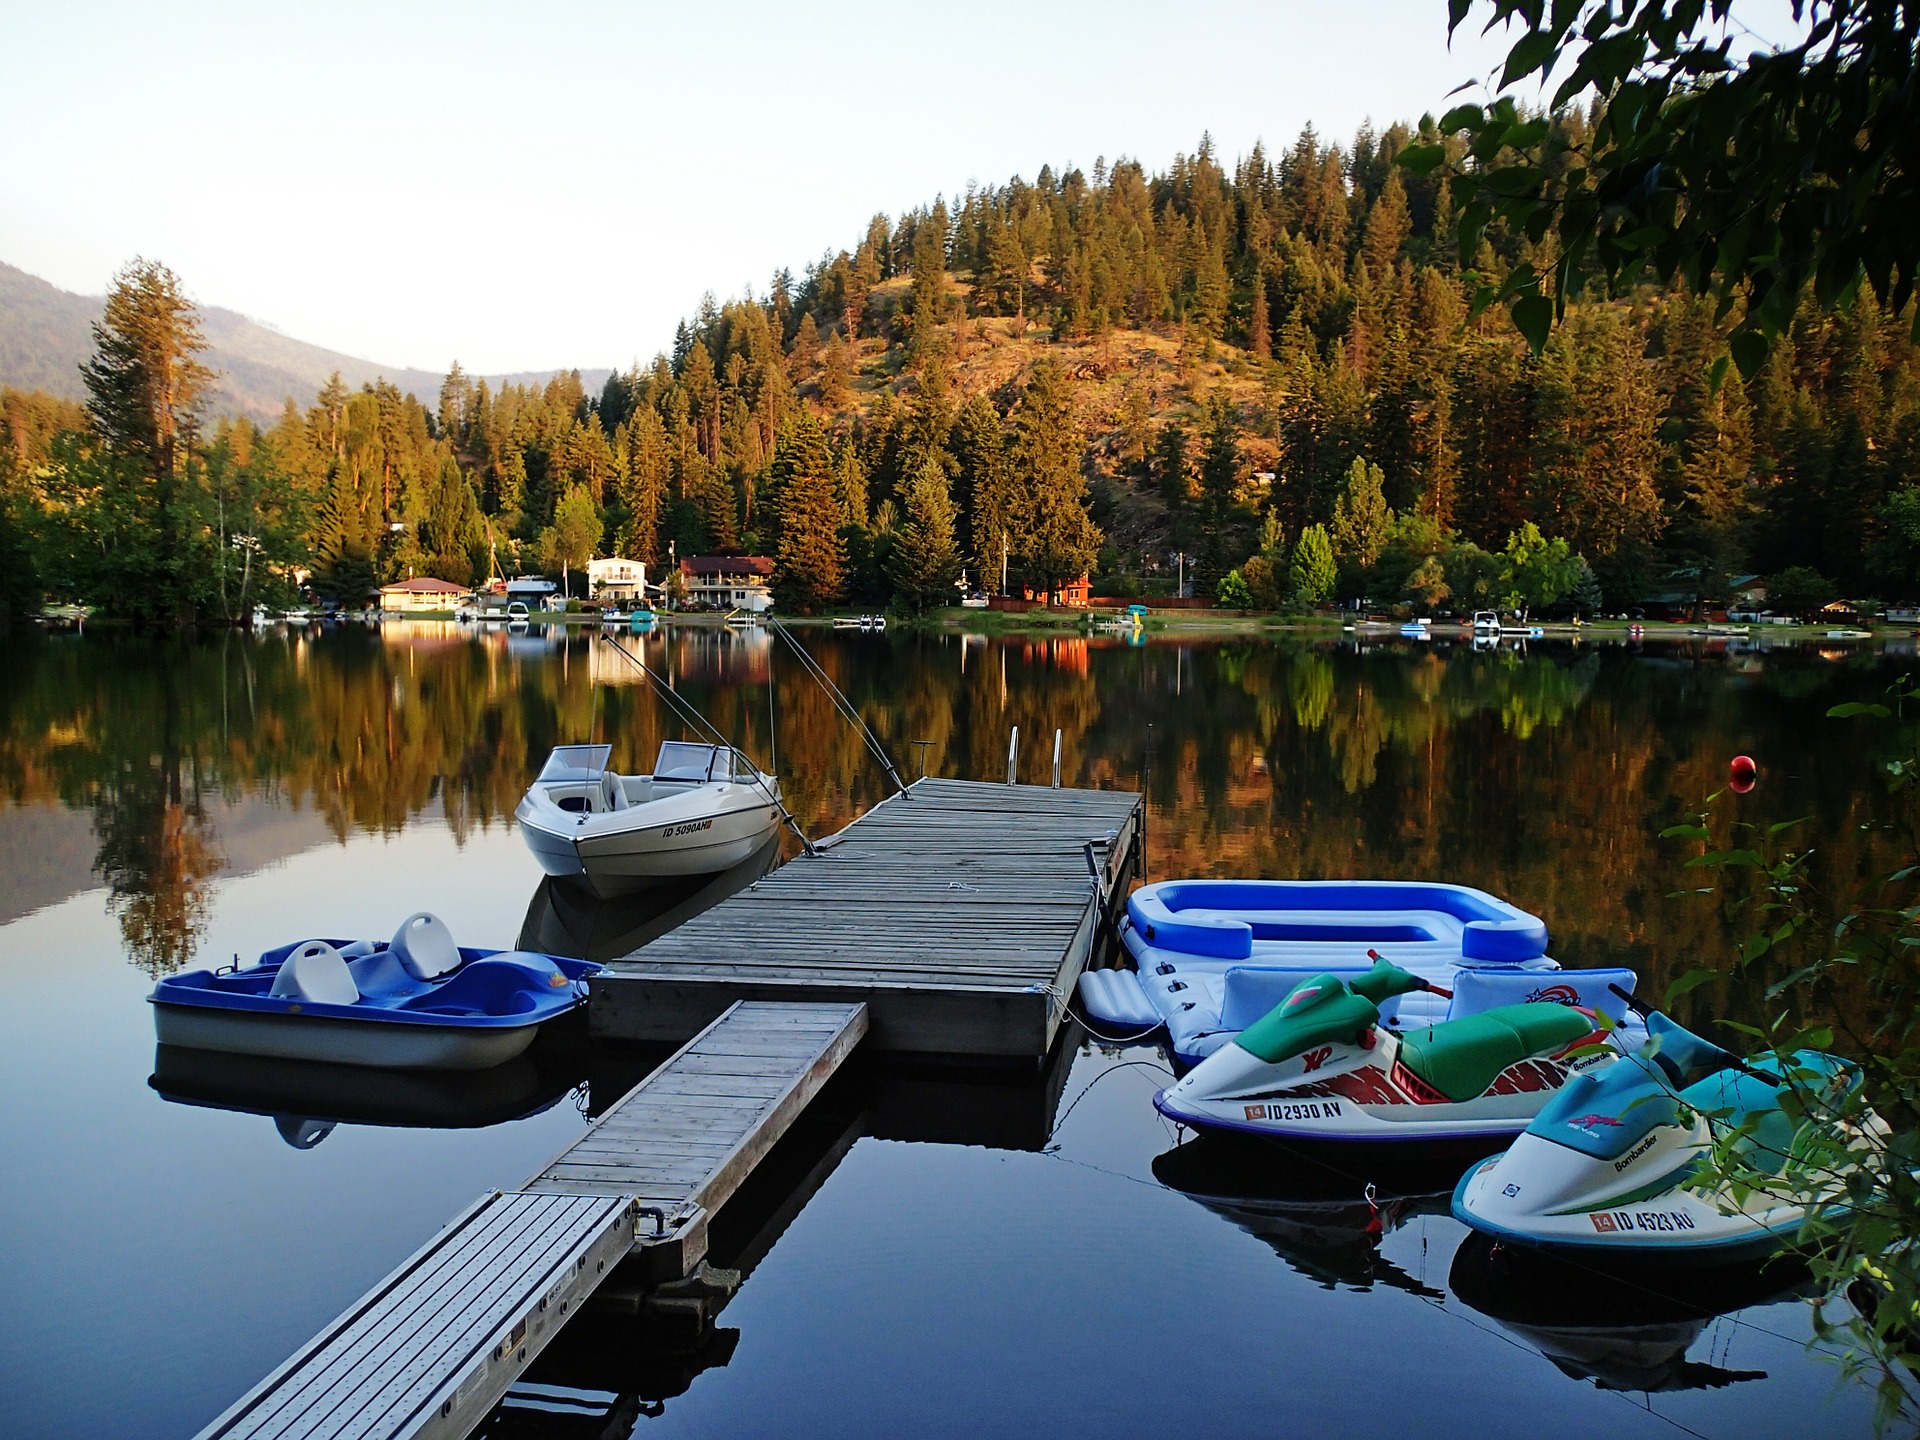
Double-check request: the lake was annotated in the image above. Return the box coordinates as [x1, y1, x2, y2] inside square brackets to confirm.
[0, 620, 1902, 1438]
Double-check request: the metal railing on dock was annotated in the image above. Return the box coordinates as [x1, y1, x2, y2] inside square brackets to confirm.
[195, 1000, 867, 1440]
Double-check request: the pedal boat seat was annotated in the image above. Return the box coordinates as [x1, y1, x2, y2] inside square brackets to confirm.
[266, 941, 361, 1006]
[388, 912, 464, 982]
[1395, 1003, 1593, 1103]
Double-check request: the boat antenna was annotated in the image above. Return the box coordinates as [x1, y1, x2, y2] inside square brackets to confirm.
[764, 615, 910, 797]
[597, 630, 819, 858]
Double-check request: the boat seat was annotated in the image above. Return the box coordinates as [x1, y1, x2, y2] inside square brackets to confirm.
[1396, 1004, 1593, 1103]
[267, 941, 361, 1006]
[602, 774, 626, 811]
[390, 912, 464, 982]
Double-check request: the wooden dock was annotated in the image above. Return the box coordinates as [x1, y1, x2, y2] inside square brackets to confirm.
[202, 775, 1137, 1439]
[197, 1001, 866, 1440]
[592, 777, 1143, 1057]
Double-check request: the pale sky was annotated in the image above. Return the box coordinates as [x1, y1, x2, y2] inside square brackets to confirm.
[4, 1, 1552, 375]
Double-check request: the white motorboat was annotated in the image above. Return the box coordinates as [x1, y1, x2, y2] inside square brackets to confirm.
[515, 741, 785, 898]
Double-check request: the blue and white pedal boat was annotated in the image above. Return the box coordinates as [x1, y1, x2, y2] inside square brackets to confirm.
[1077, 879, 1636, 1067]
[149, 913, 599, 1071]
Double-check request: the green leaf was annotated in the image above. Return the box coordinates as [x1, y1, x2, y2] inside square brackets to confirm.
[1828, 702, 1892, 719]
[1502, 29, 1560, 88]
[1512, 294, 1554, 352]
[1660, 822, 1710, 840]
[1439, 103, 1484, 133]
[1397, 143, 1447, 176]
[1729, 328, 1770, 380]
[1665, 967, 1722, 1004]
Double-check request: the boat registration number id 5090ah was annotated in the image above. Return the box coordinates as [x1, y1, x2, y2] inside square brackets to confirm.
[660, 819, 715, 839]
[1243, 1099, 1343, 1121]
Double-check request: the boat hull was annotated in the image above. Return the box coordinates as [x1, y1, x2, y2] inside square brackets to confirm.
[152, 1002, 541, 1070]
[516, 772, 784, 898]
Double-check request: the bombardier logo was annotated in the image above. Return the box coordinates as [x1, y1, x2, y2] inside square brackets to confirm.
[1613, 1134, 1657, 1172]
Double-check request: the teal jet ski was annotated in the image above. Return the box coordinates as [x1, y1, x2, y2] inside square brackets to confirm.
[1453, 1007, 1885, 1264]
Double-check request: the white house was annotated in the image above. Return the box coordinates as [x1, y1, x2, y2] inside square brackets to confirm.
[588, 557, 649, 603]
[377, 577, 471, 613]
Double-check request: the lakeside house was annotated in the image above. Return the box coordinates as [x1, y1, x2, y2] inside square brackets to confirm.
[588, 557, 651, 604]
[1019, 574, 1092, 608]
[681, 555, 774, 612]
[378, 577, 471, 613]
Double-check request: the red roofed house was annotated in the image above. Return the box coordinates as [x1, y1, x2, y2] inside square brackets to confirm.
[378, 576, 471, 613]
[681, 555, 774, 612]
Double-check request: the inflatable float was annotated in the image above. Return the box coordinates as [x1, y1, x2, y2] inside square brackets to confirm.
[1077, 879, 1634, 1066]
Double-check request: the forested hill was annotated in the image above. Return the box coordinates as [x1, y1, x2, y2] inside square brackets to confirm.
[7, 121, 1920, 626]
[0, 261, 611, 421]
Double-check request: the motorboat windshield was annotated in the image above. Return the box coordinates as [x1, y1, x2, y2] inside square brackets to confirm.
[537, 744, 612, 783]
[653, 741, 761, 783]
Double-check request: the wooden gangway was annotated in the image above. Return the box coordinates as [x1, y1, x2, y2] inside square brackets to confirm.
[593, 777, 1143, 1057]
[197, 1000, 867, 1440]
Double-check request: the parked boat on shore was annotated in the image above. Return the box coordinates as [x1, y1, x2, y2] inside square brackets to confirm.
[515, 741, 785, 898]
[148, 913, 598, 1070]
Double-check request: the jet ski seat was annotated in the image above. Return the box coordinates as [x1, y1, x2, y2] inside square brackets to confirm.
[1395, 1004, 1594, 1103]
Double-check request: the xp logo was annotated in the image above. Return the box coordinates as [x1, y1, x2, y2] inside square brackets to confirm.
[1569, 1112, 1623, 1134]
[1526, 983, 1581, 1006]
[1300, 1046, 1334, 1073]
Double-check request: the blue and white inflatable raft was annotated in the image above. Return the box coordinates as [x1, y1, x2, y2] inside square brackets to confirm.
[1077, 880, 1635, 1066]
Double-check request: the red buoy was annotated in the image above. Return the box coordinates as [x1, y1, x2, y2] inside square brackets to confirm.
[1730, 754, 1757, 794]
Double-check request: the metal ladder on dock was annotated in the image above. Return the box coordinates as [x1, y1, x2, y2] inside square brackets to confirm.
[196, 1000, 867, 1440]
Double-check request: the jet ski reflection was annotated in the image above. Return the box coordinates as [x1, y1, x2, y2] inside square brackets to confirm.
[150, 1043, 583, 1149]
[1448, 1230, 1811, 1393]
[1153, 1135, 1469, 1297]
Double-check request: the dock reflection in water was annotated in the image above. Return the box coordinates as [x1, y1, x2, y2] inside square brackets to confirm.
[474, 1015, 1087, 1434]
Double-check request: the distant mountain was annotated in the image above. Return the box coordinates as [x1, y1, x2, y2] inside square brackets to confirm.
[0, 261, 611, 421]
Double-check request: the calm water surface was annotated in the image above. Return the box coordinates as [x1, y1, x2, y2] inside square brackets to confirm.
[0, 621, 1904, 1438]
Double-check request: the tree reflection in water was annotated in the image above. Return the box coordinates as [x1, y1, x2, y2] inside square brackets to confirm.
[0, 624, 1905, 1019]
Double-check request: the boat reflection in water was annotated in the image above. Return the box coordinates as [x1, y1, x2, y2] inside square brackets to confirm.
[1448, 1231, 1809, 1393]
[149, 1041, 586, 1149]
[519, 836, 781, 964]
[1152, 1136, 1480, 1298]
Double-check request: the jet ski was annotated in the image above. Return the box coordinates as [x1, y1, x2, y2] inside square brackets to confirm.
[1155, 958, 1626, 1143]
[1453, 1007, 1884, 1264]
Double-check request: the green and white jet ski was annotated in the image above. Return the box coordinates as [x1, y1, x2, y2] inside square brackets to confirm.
[1453, 1008, 1884, 1264]
[1154, 959, 1622, 1143]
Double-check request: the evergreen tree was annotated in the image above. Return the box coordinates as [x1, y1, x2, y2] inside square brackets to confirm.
[888, 453, 964, 611]
[1329, 456, 1393, 595]
[81, 258, 215, 624]
[771, 414, 845, 611]
[1008, 361, 1102, 599]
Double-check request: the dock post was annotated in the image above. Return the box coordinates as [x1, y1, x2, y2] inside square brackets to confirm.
[1007, 726, 1019, 784]
[1051, 729, 1062, 787]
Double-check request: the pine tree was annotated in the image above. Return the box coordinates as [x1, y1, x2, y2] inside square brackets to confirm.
[771, 413, 845, 611]
[888, 452, 964, 610]
[81, 258, 215, 624]
[1009, 361, 1102, 599]
[821, 330, 852, 408]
